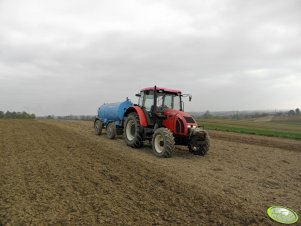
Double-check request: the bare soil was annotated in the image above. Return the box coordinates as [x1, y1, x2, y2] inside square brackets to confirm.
[0, 120, 300, 225]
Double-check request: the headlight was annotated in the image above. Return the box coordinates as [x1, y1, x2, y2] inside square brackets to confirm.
[187, 125, 197, 129]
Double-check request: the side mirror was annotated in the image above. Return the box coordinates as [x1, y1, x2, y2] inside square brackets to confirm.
[181, 93, 192, 102]
[135, 93, 141, 97]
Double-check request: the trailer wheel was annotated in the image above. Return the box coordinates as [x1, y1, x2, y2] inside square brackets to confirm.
[152, 128, 175, 158]
[106, 122, 116, 139]
[188, 133, 210, 156]
[124, 113, 143, 148]
[94, 120, 103, 135]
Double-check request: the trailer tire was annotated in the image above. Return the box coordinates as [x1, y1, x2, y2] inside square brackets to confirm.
[188, 133, 210, 156]
[94, 120, 103, 135]
[152, 128, 175, 158]
[124, 113, 143, 148]
[106, 122, 116, 139]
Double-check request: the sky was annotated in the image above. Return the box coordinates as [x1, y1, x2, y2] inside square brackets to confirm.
[0, 0, 300, 115]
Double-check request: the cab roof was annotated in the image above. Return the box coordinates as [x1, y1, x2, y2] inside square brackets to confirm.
[141, 87, 181, 94]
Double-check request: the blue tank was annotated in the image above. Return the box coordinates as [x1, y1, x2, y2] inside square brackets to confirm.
[97, 98, 133, 126]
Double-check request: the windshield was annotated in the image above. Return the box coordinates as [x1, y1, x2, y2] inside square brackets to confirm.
[157, 93, 181, 110]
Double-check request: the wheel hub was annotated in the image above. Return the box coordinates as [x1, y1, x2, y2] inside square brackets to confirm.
[108, 126, 112, 135]
[154, 134, 164, 153]
[126, 120, 135, 141]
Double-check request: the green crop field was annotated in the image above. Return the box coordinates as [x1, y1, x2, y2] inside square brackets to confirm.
[196, 117, 301, 140]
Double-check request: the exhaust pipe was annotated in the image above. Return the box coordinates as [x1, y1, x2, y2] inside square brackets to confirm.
[153, 85, 157, 114]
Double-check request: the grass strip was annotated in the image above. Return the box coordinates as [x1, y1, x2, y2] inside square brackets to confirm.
[197, 121, 301, 140]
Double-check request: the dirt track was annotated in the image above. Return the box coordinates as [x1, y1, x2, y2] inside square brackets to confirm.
[0, 120, 300, 225]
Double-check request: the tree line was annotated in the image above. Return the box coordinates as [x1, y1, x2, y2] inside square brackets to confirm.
[200, 108, 300, 120]
[39, 115, 94, 121]
[0, 111, 36, 119]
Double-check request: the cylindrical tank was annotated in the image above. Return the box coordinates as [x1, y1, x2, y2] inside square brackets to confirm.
[98, 98, 133, 122]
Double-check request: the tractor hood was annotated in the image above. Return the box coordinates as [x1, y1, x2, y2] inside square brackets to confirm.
[162, 109, 198, 135]
[164, 109, 197, 124]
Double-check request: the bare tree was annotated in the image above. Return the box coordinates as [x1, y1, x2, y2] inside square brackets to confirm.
[288, 110, 295, 116]
[203, 110, 212, 119]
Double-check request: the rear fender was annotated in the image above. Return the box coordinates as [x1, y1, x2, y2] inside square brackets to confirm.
[124, 106, 148, 127]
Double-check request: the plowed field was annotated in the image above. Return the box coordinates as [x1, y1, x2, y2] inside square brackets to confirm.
[0, 120, 300, 225]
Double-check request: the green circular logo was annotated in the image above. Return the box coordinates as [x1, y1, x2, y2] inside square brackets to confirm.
[267, 206, 299, 224]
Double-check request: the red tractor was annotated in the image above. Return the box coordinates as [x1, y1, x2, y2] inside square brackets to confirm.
[95, 86, 210, 157]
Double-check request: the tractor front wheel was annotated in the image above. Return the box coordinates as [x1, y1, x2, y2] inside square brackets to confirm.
[152, 128, 175, 158]
[188, 133, 210, 156]
[106, 122, 116, 139]
[124, 113, 143, 148]
[94, 120, 103, 135]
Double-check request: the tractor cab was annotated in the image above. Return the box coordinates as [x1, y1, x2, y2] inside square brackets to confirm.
[136, 87, 184, 126]
[136, 87, 182, 113]
[136, 86, 194, 126]
[136, 87, 184, 116]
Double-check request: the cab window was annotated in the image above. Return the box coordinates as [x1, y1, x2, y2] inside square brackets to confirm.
[143, 91, 154, 111]
[163, 95, 172, 109]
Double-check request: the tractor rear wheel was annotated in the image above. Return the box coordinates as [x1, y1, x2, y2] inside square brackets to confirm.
[188, 133, 210, 156]
[106, 122, 116, 139]
[124, 113, 143, 148]
[152, 128, 175, 158]
[94, 120, 103, 135]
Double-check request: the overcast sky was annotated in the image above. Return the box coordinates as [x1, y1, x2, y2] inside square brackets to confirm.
[0, 0, 300, 115]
